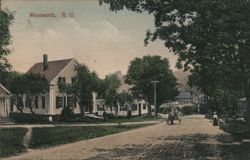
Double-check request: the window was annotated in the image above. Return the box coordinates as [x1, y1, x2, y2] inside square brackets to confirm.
[71, 77, 76, 84]
[132, 104, 137, 111]
[56, 96, 63, 108]
[58, 77, 66, 84]
[35, 96, 39, 108]
[42, 96, 45, 109]
[143, 103, 147, 110]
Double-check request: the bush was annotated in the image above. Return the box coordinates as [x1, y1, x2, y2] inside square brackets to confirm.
[127, 110, 132, 119]
[9, 112, 48, 124]
[60, 107, 74, 121]
[181, 105, 198, 115]
[160, 107, 172, 114]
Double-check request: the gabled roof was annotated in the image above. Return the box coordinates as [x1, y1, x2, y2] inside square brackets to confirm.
[26, 58, 74, 82]
[0, 83, 10, 95]
[176, 91, 193, 99]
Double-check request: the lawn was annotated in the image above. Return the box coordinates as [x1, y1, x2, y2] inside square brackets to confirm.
[30, 124, 153, 149]
[106, 116, 156, 123]
[0, 128, 28, 158]
[220, 121, 250, 139]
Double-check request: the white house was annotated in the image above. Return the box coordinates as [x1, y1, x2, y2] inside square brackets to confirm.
[17, 54, 81, 115]
[0, 83, 10, 117]
[92, 71, 149, 116]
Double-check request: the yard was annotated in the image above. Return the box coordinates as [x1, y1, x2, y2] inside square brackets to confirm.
[0, 128, 28, 158]
[0, 124, 154, 158]
[30, 124, 153, 148]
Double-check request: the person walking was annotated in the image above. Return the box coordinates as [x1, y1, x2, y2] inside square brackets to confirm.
[213, 112, 218, 126]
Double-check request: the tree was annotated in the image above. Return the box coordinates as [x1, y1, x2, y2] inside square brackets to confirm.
[100, 0, 250, 125]
[7, 73, 49, 114]
[6, 72, 25, 113]
[24, 73, 49, 114]
[103, 73, 121, 114]
[59, 64, 100, 118]
[126, 55, 179, 116]
[117, 91, 133, 109]
[0, 8, 14, 82]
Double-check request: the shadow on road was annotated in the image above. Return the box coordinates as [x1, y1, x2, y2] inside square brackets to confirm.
[85, 134, 250, 160]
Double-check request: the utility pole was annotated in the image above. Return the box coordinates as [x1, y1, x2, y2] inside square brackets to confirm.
[151, 80, 159, 118]
[0, 0, 2, 10]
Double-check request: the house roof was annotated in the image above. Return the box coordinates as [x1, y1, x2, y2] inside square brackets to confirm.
[26, 58, 74, 82]
[115, 71, 132, 93]
[0, 83, 10, 95]
[176, 91, 193, 99]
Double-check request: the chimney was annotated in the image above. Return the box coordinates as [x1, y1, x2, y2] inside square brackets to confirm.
[43, 54, 48, 71]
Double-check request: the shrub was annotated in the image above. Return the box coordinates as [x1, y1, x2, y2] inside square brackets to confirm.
[160, 107, 172, 114]
[181, 105, 198, 115]
[60, 107, 74, 121]
[127, 110, 132, 119]
[9, 112, 48, 123]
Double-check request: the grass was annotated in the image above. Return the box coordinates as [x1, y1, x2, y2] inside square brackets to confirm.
[220, 121, 250, 139]
[30, 124, 153, 149]
[106, 116, 156, 123]
[0, 128, 28, 158]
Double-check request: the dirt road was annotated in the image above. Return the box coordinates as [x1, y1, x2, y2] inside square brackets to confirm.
[4, 115, 250, 160]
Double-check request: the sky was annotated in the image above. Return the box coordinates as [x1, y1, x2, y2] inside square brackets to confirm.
[2, 0, 177, 78]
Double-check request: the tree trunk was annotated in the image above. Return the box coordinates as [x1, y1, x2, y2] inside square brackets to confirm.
[147, 102, 152, 117]
[15, 96, 24, 114]
[79, 103, 85, 118]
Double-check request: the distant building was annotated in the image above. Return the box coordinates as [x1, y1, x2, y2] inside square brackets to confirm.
[0, 84, 10, 117]
[175, 91, 195, 107]
[12, 54, 81, 115]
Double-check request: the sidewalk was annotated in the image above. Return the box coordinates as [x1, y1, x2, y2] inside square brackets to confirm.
[0, 120, 160, 128]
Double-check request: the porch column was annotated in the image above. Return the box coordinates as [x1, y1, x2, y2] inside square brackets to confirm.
[49, 85, 55, 115]
[92, 92, 97, 113]
[6, 96, 10, 116]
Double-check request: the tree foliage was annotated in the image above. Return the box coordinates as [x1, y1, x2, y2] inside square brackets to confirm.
[59, 64, 100, 117]
[126, 55, 179, 115]
[0, 9, 14, 82]
[100, 0, 250, 124]
[102, 73, 121, 111]
[7, 73, 49, 114]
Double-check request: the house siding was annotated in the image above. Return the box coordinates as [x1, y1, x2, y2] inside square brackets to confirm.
[50, 60, 81, 115]
[21, 93, 50, 115]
